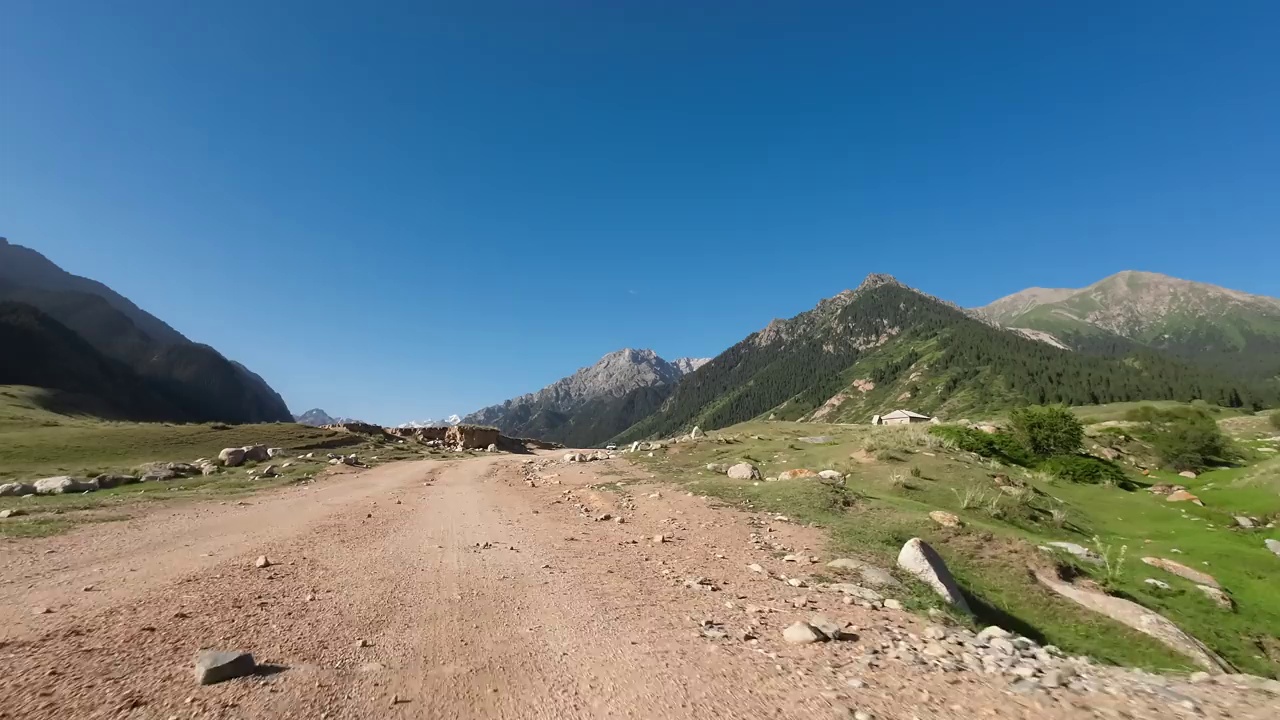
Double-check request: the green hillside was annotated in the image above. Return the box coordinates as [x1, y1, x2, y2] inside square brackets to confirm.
[616, 276, 1273, 442]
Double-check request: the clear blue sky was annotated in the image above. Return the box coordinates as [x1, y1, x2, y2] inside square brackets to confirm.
[3, 2, 1278, 424]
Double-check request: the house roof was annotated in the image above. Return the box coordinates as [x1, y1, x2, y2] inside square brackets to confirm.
[882, 409, 932, 420]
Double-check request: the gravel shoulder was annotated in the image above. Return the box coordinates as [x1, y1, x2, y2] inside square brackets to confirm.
[0, 454, 1274, 719]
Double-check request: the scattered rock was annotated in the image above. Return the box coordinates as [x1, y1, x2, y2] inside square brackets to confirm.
[1233, 516, 1255, 529]
[33, 476, 95, 495]
[93, 473, 138, 489]
[218, 448, 247, 467]
[896, 538, 970, 613]
[254, 555, 272, 569]
[747, 563, 765, 574]
[1142, 557, 1220, 588]
[1042, 541, 1103, 565]
[782, 621, 825, 644]
[194, 650, 256, 685]
[808, 615, 847, 640]
[0, 508, 23, 519]
[786, 578, 807, 588]
[1166, 490, 1203, 506]
[652, 534, 667, 544]
[1144, 578, 1171, 590]
[0, 482, 36, 497]
[727, 463, 761, 480]
[258, 465, 281, 479]
[1195, 585, 1234, 610]
[825, 558, 899, 588]
[1178, 470, 1198, 479]
[929, 511, 962, 529]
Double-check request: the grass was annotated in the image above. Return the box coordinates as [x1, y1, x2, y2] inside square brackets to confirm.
[626, 418, 1280, 677]
[0, 385, 468, 537]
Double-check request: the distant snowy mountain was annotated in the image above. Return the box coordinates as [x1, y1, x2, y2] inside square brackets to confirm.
[294, 408, 361, 426]
[398, 415, 461, 429]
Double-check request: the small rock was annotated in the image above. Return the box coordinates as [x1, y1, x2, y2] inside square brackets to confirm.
[929, 511, 962, 528]
[356, 639, 370, 648]
[747, 563, 765, 573]
[34, 607, 52, 615]
[254, 555, 271, 569]
[1144, 578, 1171, 590]
[0, 508, 24, 519]
[854, 712, 873, 720]
[194, 650, 256, 685]
[783, 621, 824, 645]
[786, 578, 807, 588]
[652, 534, 667, 544]
[882, 599, 903, 611]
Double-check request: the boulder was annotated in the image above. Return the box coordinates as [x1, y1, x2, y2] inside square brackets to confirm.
[0, 482, 36, 497]
[1142, 557, 1220, 588]
[896, 538, 970, 613]
[798, 436, 833, 444]
[777, 469, 818, 481]
[818, 470, 845, 481]
[929, 511, 962, 528]
[782, 621, 825, 644]
[1144, 578, 1171, 590]
[241, 445, 270, 462]
[258, 465, 281, 478]
[219, 448, 248, 467]
[138, 464, 178, 482]
[1179, 470, 1198, 479]
[0, 508, 24, 519]
[1166, 490, 1203, 505]
[1267, 539, 1280, 558]
[1042, 541, 1102, 565]
[726, 463, 760, 480]
[194, 650, 257, 685]
[705, 463, 729, 474]
[1034, 569, 1231, 672]
[690, 426, 702, 439]
[200, 464, 218, 476]
[1233, 516, 1254, 529]
[34, 476, 96, 495]
[267, 447, 284, 458]
[486, 443, 497, 453]
[1196, 585, 1234, 610]
[93, 474, 138, 490]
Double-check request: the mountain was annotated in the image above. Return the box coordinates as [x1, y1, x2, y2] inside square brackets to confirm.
[0, 301, 185, 419]
[462, 349, 705, 446]
[613, 274, 1272, 442]
[0, 236, 292, 423]
[974, 271, 1280, 380]
[398, 415, 461, 429]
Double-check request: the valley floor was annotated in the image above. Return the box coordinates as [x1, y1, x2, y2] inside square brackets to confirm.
[0, 453, 1275, 719]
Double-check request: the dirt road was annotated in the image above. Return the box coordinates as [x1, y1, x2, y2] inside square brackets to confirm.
[0, 455, 1274, 719]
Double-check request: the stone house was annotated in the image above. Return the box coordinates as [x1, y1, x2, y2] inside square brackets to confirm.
[876, 409, 933, 426]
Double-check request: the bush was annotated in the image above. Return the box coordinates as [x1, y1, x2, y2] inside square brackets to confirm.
[1009, 405, 1084, 459]
[1040, 455, 1129, 486]
[1271, 410, 1280, 431]
[928, 425, 1036, 467]
[1127, 406, 1232, 472]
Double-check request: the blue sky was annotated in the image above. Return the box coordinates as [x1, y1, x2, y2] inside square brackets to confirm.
[3, 1, 1278, 424]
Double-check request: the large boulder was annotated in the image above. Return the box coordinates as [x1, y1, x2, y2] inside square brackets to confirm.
[896, 538, 970, 613]
[777, 469, 818, 481]
[241, 445, 270, 463]
[1034, 569, 1231, 672]
[1142, 557, 1220, 588]
[727, 463, 761, 480]
[0, 482, 36, 497]
[34, 476, 96, 495]
[218, 448, 248, 467]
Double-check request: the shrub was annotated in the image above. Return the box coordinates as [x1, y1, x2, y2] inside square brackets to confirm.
[928, 425, 1035, 467]
[1127, 406, 1232, 472]
[909, 465, 923, 478]
[1009, 405, 1084, 459]
[1039, 455, 1128, 486]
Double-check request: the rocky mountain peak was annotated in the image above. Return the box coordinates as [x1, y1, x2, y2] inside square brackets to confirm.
[856, 273, 904, 293]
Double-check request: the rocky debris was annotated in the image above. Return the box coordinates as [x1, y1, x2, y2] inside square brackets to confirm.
[194, 649, 257, 685]
[0, 508, 24, 519]
[93, 473, 138, 489]
[727, 463, 760, 480]
[1041, 541, 1103, 565]
[1142, 557, 1220, 588]
[138, 462, 199, 482]
[218, 447, 248, 467]
[200, 463, 218, 476]
[1266, 539, 1280, 557]
[1196, 585, 1234, 610]
[0, 482, 36, 497]
[1034, 570, 1231, 672]
[896, 538, 970, 613]
[928, 510, 961, 528]
[1179, 470, 1198, 479]
[777, 469, 818, 481]
[33, 476, 96, 495]
[1144, 578, 1171, 590]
